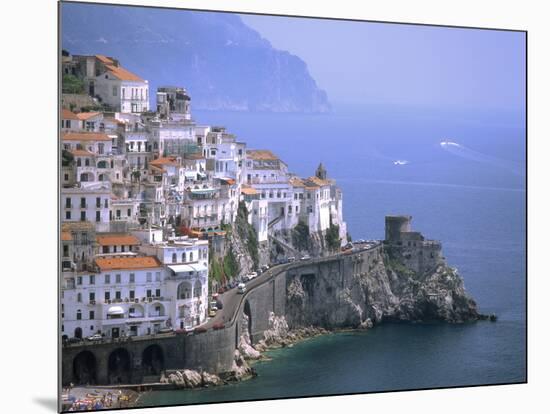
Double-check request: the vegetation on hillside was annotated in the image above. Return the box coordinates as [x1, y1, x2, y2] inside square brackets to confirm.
[292, 221, 310, 251]
[62, 74, 85, 94]
[325, 218, 341, 251]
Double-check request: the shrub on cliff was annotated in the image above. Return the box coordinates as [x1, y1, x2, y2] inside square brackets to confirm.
[325, 218, 341, 251]
[292, 222, 311, 251]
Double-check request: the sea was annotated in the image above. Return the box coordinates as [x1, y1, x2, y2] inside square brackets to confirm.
[139, 103, 526, 407]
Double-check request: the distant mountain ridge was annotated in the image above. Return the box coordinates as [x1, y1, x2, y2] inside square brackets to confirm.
[61, 3, 331, 113]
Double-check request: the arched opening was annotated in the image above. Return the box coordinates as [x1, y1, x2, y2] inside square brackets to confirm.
[73, 351, 97, 385]
[142, 345, 164, 376]
[74, 327, 82, 339]
[193, 280, 202, 298]
[97, 160, 108, 169]
[177, 281, 192, 300]
[244, 300, 252, 343]
[98, 173, 107, 181]
[108, 348, 132, 384]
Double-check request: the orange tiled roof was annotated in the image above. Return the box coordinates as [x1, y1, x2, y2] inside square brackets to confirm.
[61, 231, 73, 241]
[240, 185, 257, 196]
[105, 64, 144, 82]
[62, 132, 111, 142]
[290, 177, 306, 188]
[150, 157, 179, 167]
[95, 54, 115, 65]
[305, 176, 331, 187]
[95, 256, 161, 271]
[246, 149, 279, 161]
[70, 149, 95, 157]
[76, 112, 102, 121]
[96, 234, 140, 246]
[62, 109, 80, 120]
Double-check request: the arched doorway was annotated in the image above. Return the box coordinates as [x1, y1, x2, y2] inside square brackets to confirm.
[142, 345, 164, 375]
[108, 348, 132, 384]
[74, 327, 82, 339]
[73, 351, 97, 385]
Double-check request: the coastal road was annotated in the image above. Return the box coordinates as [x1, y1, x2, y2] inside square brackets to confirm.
[202, 242, 381, 329]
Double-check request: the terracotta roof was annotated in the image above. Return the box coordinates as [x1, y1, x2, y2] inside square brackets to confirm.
[150, 157, 179, 167]
[62, 109, 80, 120]
[219, 178, 236, 185]
[306, 176, 331, 187]
[150, 164, 166, 173]
[62, 132, 111, 142]
[76, 112, 102, 121]
[246, 150, 279, 161]
[184, 153, 205, 160]
[95, 54, 115, 65]
[96, 233, 140, 246]
[240, 186, 258, 196]
[70, 149, 95, 157]
[95, 256, 162, 271]
[61, 231, 73, 241]
[61, 221, 95, 232]
[289, 177, 306, 188]
[105, 64, 144, 82]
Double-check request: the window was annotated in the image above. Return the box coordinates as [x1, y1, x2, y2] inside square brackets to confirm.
[116, 210, 121, 218]
[129, 290, 135, 300]
[89, 292, 95, 301]
[190, 252, 193, 262]
[172, 253, 177, 263]
[129, 273, 135, 283]
[104, 274, 110, 284]
[155, 289, 161, 297]
[64, 173, 69, 181]
[146, 272, 152, 282]
[65, 211, 71, 220]
[113, 246, 117, 253]
[77, 158, 81, 167]
[89, 311, 95, 320]
[85, 158, 90, 167]
[80, 197, 86, 208]
[104, 291, 110, 301]
[98, 143, 104, 155]
[115, 274, 121, 283]
[96, 211, 100, 222]
[127, 208, 131, 217]
[77, 276, 82, 285]
[104, 199, 108, 208]
[181, 252, 186, 262]
[65, 197, 71, 208]
[80, 211, 86, 221]
[115, 291, 121, 300]
[96, 197, 101, 208]
[155, 272, 161, 282]
[76, 310, 82, 320]
[63, 245, 69, 257]
[89, 275, 95, 285]
[77, 293, 82, 302]
[112, 86, 117, 96]
[146, 289, 152, 298]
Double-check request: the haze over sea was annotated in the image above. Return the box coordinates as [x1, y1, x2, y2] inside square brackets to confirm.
[140, 103, 526, 406]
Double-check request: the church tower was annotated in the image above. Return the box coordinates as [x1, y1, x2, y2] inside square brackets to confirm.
[315, 162, 327, 180]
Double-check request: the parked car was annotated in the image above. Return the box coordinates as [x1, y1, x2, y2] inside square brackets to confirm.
[215, 299, 223, 310]
[86, 334, 102, 342]
[242, 275, 250, 282]
[208, 309, 217, 317]
[68, 337, 83, 344]
[288, 256, 296, 262]
[300, 255, 311, 261]
[237, 283, 247, 294]
[261, 264, 270, 272]
[249, 272, 258, 279]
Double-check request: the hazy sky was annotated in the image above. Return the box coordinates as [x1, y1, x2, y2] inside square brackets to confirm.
[241, 14, 525, 112]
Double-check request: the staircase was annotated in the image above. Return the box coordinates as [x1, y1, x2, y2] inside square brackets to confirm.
[268, 214, 284, 229]
[269, 234, 300, 257]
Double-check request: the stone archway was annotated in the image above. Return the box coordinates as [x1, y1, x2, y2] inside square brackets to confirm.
[142, 345, 164, 376]
[73, 351, 97, 385]
[108, 348, 132, 384]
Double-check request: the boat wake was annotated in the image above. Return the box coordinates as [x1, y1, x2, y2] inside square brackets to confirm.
[439, 140, 524, 176]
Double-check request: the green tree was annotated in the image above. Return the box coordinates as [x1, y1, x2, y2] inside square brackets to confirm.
[62, 74, 85, 94]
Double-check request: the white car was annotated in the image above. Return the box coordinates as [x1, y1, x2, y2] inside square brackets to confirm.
[248, 272, 258, 279]
[87, 333, 102, 342]
[237, 283, 247, 294]
[300, 255, 311, 261]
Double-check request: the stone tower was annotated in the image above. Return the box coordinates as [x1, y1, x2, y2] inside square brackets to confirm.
[315, 162, 327, 180]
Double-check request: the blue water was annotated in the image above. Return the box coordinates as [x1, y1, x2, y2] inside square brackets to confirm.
[140, 104, 526, 406]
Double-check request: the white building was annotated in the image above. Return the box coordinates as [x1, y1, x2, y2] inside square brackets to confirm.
[61, 182, 111, 232]
[139, 236, 209, 330]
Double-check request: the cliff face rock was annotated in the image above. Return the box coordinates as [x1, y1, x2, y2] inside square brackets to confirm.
[61, 3, 330, 113]
[286, 245, 480, 329]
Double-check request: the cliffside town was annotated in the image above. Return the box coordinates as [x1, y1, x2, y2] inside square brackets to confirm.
[60, 53, 347, 342]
